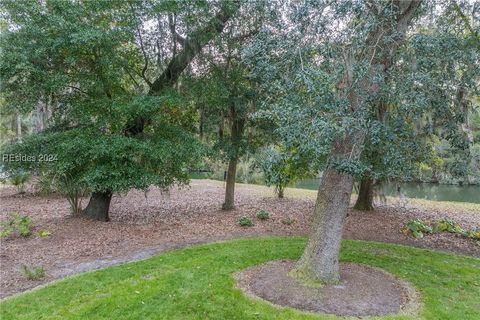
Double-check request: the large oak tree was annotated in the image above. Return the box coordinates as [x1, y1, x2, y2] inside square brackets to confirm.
[1, 0, 240, 221]
[245, 0, 477, 283]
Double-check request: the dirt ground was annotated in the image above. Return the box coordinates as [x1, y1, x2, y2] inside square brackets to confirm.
[1, 179, 479, 299]
[235, 260, 418, 317]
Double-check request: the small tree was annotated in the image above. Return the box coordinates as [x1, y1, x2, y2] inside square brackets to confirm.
[260, 146, 312, 198]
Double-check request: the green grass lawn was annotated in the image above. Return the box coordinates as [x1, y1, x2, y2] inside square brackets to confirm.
[1, 237, 479, 320]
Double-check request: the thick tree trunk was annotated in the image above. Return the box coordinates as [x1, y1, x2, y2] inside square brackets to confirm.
[292, 166, 354, 284]
[83, 192, 112, 222]
[222, 157, 238, 210]
[354, 176, 374, 211]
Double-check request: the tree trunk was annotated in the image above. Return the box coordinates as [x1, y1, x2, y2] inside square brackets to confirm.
[35, 99, 47, 132]
[222, 105, 246, 210]
[15, 112, 22, 142]
[292, 166, 354, 284]
[354, 176, 374, 211]
[278, 187, 284, 198]
[222, 157, 237, 210]
[83, 192, 112, 222]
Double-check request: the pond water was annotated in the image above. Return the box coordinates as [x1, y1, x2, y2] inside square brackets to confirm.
[295, 179, 480, 204]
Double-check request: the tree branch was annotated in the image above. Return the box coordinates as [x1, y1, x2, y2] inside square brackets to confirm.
[149, 0, 241, 95]
[168, 13, 186, 46]
[66, 85, 89, 96]
[130, 3, 152, 88]
[365, 0, 379, 17]
[451, 0, 479, 40]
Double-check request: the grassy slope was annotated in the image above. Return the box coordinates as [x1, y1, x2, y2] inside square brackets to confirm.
[1, 238, 479, 320]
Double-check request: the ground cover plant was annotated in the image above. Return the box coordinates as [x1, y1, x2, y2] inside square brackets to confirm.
[403, 217, 480, 245]
[0, 213, 32, 238]
[19, 264, 45, 281]
[1, 237, 479, 320]
[239, 216, 254, 227]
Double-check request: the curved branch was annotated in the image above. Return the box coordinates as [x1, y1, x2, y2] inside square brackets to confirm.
[130, 3, 152, 88]
[168, 13, 186, 46]
[149, 1, 241, 95]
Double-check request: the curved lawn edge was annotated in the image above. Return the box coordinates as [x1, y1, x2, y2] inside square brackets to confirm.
[1, 237, 480, 320]
[3, 233, 478, 301]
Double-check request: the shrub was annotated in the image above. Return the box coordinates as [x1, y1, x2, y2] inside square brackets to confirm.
[9, 171, 31, 194]
[281, 217, 295, 225]
[0, 213, 32, 238]
[259, 146, 312, 199]
[58, 175, 88, 216]
[20, 264, 45, 280]
[35, 173, 57, 196]
[238, 216, 254, 227]
[463, 227, 480, 246]
[403, 219, 433, 239]
[256, 210, 270, 220]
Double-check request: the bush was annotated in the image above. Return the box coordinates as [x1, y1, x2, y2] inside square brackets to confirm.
[256, 210, 270, 220]
[9, 171, 31, 194]
[465, 228, 480, 247]
[20, 264, 45, 280]
[0, 213, 32, 238]
[403, 219, 433, 239]
[58, 175, 88, 216]
[259, 146, 313, 199]
[238, 216, 254, 227]
[35, 173, 57, 196]
[281, 217, 295, 225]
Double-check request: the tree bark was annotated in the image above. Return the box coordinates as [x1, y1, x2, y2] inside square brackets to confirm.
[222, 106, 246, 210]
[15, 112, 22, 142]
[222, 157, 238, 210]
[83, 192, 112, 222]
[293, 163, 354, 284]
[354, 176, 374, 211]
[278, 187, 284, 198]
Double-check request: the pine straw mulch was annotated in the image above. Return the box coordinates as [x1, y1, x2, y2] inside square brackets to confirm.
[1, 179, 479, 299]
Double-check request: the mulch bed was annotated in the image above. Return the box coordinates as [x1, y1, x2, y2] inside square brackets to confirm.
[1, 180, 479, 298]
[234, 260, 419, 317]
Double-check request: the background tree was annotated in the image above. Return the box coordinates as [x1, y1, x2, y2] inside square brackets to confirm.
[260, 145, 314, 198]
[354, 2, 479, 210]
[184, 2, 271, 210]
